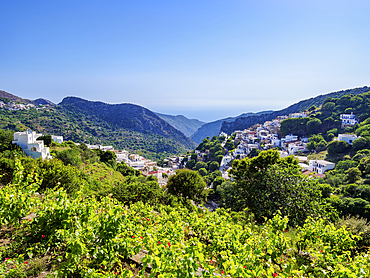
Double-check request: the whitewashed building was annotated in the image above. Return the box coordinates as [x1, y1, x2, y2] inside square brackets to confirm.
[281, 134, 298, 143]
[340, 113, 358, 126]
[289, 112, 307, 118]
[51, 135, 63, 143]
[338, 134, 360, 145]
[12, 130, 52, 160]
[309, 160, 335, 174]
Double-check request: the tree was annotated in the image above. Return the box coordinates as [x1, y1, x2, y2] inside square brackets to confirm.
[346, 167, 362, 184]
[224, 139, 234, 151]
[36, 158, 85, 194]
[327, 140, 351, 156]
[353, 137, 370, 152]
[116, 161, 137, 176]
[198, 168, 207, 177]
[186, 159, 196, 169]
[306, 141, 316, 152]
[228, 149, 327, 226]
[209, 161, 220, 172]
[0, 130, 15, 152]
[215, 155, 223, 164]
[308, 105, 317, 112]
[248, 148, 261, 158]
[195, 161, 207, 170]
[167, 169, 207, 204]
[190, 153, 198, 161]
[306, 118, 322, 134]
[322, 102, 335, 112]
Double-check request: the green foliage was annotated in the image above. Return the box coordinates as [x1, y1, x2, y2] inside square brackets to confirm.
[167, 169, 208, 205]
[306, 118, 322, 134]
[195, 161, 207, 171]
[36, 158, 85, 194]
[336, 159, 358, 172]
[229, 150, 328, 226]
[208, 161, 219, 172]
[93, 149, 117, 168]
[322, 101, 335, 111]
[185, 159, 196, 169]
[109, 178, 168, 208]
[335, 215, 370, 248]
[56, 148, 82, 167]
[2, 162, 370, 277]
[224, 139, 234, 151]
[116, 161, 139, 177]
[327, 140, 351, 156]
[198, 168, 207, 177]
[0, 157, 14, 185]
[353, 137, 370, 152]
[345, 167, 362, 183]
[329, 196, 370, 220]
[319, 183, 333, 198]
[248, 148, 261, 158]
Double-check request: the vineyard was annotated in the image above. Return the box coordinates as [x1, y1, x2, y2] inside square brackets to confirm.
[1, 160, 370, 277]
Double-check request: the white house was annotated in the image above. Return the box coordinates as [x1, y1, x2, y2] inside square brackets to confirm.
[221, 155, 233, 167]
[257, 129, 270, 140]
[234, 144, 246, 156]
[51, 135, 63, 144]
[289, 112, 307, 118]
[281, 134, 298, 143]
[340, 113, 358, 126]
[288, 142, 308, 155]
[337, 134, 360, 145]
[115, 150, 129, 163]
[12, 130, 52, 160]
[308, 160, 335, 174]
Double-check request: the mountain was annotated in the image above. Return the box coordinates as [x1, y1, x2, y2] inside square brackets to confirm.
[190, 111, 273, 144]
[0, 93, 196, 160]
[34, 98, 55, 106]
[220, 86, 370, 135]
[156, 113, 206, 137]
[0, 90, 54, 106]
[58, 97, 195, 149]
[0, 90, 32, 103]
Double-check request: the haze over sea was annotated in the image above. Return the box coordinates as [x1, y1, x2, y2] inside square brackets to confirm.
[1, 0, 370, 122]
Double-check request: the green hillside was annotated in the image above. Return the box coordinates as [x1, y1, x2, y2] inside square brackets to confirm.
[0, 96, 196, 160]
[221, 86, 370, 135]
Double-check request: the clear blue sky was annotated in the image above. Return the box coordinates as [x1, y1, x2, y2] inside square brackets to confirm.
[1, 0, 369, 122]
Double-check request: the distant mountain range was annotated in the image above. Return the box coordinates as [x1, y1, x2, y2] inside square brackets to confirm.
[156, 113, 206, 137]
[1, 86, 369, 159]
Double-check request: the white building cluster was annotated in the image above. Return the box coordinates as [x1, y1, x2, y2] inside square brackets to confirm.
[0, 101, 49, 111]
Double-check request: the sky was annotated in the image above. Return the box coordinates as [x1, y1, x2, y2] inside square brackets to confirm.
[1, 0, 370, 122]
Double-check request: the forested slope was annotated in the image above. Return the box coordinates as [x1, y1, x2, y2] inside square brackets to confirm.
[221, 86, 370, 135]
[0, 96, 196, 160]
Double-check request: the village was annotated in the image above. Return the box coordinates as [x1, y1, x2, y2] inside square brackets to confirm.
[11, 111, 360, 187]
[0, 100, 50, 111]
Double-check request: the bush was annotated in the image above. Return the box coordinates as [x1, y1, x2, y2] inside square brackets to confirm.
[335, 215, 370, 249]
